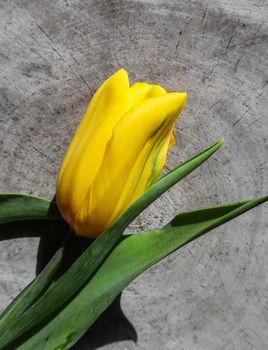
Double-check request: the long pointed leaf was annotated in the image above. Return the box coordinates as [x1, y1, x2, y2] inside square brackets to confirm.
[0, 139, 223, 348]
[0, 233, 90, 335]
[0, 195, 65, 331]
[0, 194, 62, 225]
[16, 195, 268, 350]
[0, 245, 65, 329]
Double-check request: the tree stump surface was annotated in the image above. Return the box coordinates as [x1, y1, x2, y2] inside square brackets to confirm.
[0, 1, 267, 349]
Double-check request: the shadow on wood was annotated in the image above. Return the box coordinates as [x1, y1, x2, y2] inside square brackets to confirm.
[72, 294, 137, 350]
[37, 222, 137, 350]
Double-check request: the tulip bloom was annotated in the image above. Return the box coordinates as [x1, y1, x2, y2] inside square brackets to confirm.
[56, 69, 186, 237]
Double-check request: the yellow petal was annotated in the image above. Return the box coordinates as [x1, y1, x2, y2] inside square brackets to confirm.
[168, 131, 176, 149]
[56, 69, 130, 225]
[130, 82, 152, 107]
[74, 92, 187, 236]
[130, 82, 166, 107]
[147, 85, 167, 97]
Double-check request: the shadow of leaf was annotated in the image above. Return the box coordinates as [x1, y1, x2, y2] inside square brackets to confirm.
[0, 220, 68, 242]
[36, 224, 137, 349]
[71, 294, 137, 350]
[0, 214, 137, 349]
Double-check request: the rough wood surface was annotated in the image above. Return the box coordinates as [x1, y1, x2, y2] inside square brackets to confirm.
[0, 1, 267, 349]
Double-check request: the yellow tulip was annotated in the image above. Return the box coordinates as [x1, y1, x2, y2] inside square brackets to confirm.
[56, 69, 187, 237]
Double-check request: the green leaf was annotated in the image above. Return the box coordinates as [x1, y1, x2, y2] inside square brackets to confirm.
[0, 194, 62, 225]
[118, 138, 224, 228]
[16, 195, 268, 350]
[0, 139, 223, 348]
[0, 233, 90, 337]
[0, 194, 66, 331]
[0, 244, 65, 331]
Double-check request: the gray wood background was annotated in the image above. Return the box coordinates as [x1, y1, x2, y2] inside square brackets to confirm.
[0, 0, 267, 349]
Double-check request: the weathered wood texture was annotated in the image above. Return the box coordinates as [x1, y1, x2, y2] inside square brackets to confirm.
[0, 0, 267, 349]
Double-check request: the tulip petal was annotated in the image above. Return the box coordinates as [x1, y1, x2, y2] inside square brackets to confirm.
[56, 69, 130, 225]
[148, 85, 167, 97]
[130, 82, 166, 107]
[168, 131, 176, 149]
[75, 92, 186, 236]
[130, 83, 152, 107]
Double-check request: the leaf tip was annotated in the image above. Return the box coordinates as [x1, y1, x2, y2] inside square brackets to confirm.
[218, 137, 224, 145]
